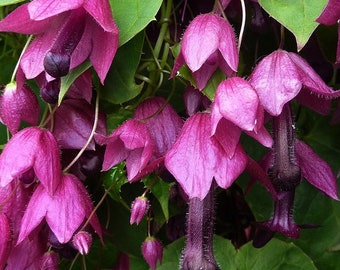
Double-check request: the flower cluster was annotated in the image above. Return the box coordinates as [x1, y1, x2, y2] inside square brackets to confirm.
[0, 0, 339, 269]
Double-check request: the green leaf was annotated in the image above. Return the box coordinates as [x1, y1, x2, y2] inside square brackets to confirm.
[59, 60, 91, 105]
[293, 181, 340, 270]
[236, 239, 317, 270]
[0, 0, 25, 6]
[258, 0, 328, 50]
[109, 0, 162, 46]
[102, 32, 144, 104]
[202, 69, 226, 101]
[101, 162, 129, 209]
[150, 178, 173, 221]
[158, 236, 236, 270]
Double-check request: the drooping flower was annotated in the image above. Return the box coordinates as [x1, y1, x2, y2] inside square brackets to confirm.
[0, 127, 61, 194]
[96, 97, 183, 181]
[0, 0, 119, 83]
[141, 237, 163, 270]
[249, 49, 340, 116]
[18, 174, 102, 244]
[95, 119, 154, 181]
[165, 112, 247, 200]
[211, 77, 273, 157]
[171, 13, 238, 90]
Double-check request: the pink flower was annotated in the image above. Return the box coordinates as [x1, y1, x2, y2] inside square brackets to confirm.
[0, 0, 119, 83]
[171, 14, 238, 90]
[0, 127, 61, 195]
[249, 50, 340, 116]
[165, 112, 247, 199]
[96, 119, 154, 180]
[141, 237, 163, 270]
[211, 77, 273, 157]
[18, 174, 102, 244]
[97, 97, 183, 181]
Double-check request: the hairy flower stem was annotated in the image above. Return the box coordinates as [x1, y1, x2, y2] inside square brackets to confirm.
[271, 103, 301, 191]
[181, 186, 219, 270]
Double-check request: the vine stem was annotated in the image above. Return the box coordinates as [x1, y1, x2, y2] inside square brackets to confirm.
[238, 0, 246, 53]
[10, 35, 33, 83]
[62, 90, 100, 173]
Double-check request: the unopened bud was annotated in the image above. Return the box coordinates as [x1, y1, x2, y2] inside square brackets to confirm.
[72, 231, 92, 255]
[130, 196, 149, 225]
[40, 79, 60, 104]
[141, 237, 163, 270]
[44, 52, 70, 78]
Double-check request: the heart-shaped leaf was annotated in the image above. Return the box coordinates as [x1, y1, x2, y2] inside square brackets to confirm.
[259, 0, 328, 50]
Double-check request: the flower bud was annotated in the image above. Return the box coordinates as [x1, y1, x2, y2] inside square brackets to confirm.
[40, 79, 60, 104]
[44, 52, 71, 78]
[72, 231, 92, 255]
[130, 196, 149, 225]
[141, 237, 163, 270]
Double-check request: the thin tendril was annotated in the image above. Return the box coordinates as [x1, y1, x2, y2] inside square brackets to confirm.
[238, 0, 246, 53]
[79, 174, 125, 233]
[10, 35, 33, 83]
[39, 105, 58, 128]
[63, 89, 100, 173]
[279, 24, 285, 49]
[69, 253, 80, 270]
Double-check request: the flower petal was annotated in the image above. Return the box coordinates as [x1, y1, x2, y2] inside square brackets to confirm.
[88, 17, 119, 83]
[17, 184, 49, 244]
[0, 3, 49, 34]
[214, 143, 247, 189]
[134, 97, 183, 159]
[316, 0, 340, 25]
[0, 128, 39, 188]
[181, 14, 220, 72]
[288, 52, 340, 99]
[213, 78, 259, 130]
[51, 99, 106, 150]
[165, 113, 217, 199]
[295, 140, 338, 200]
[34, 130, 62, 195]
[28, 0, 83, 20]
[46, 174, 91, 243]
[250, 50, 302, 116]
[83, 0, 118, 32]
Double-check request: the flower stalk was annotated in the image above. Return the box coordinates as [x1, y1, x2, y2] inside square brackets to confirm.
[181, 186, 219, 270]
